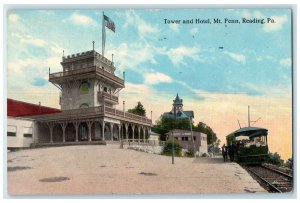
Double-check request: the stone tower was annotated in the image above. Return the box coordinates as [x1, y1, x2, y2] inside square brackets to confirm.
[49, 50, 124, 110]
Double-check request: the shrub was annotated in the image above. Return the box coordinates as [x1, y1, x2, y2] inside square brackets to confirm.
[285, 158, 293, 169]
[185, 149, 195, 157]
[162, 140, 183, 157]
[267, 152, 284, 166]
[201, 153, 209, 157]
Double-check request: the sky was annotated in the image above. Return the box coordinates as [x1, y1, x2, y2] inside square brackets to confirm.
[6, 9, 292, 160]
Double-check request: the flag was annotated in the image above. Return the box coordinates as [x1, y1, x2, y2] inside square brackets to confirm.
[103, 14, 115, 32]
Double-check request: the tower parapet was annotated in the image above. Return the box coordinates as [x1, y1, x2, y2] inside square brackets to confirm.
[61, 50, 115, 74]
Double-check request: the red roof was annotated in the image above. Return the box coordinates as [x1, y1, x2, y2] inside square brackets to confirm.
[7, 98, 61, 117]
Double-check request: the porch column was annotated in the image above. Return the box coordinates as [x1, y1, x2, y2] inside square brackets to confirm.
[102, 121, 106, 141]
[73, 122, 79, 142]
[60, 123, 67, 143]
[138, 126, 141, 144]
[143, 128, 146, 143]
[125, 124, 128, 142]
[132, 125, 135, 143]
[110, 123, 114, 141]
[118, 124, 121, 141]
[87, 121, 93, 142]
[47, 122, 54, 143]
[49, 126, 53, 143]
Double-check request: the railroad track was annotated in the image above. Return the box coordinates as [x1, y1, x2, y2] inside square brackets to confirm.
[244, 165, 293, 193]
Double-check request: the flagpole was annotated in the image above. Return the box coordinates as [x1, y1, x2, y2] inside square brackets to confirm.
[102, 11, 105, 56]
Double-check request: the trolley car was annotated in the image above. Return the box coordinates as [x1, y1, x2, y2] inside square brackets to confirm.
[226, 127, 269, 165]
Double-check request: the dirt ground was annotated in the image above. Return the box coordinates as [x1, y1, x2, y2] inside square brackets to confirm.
[6, 144, 266, 195]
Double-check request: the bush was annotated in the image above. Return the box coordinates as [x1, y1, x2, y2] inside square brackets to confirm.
[185, 149, 195, 157]
[162, 140, 183, 157]
[285, 158, 293, 169]
[201, 153, 209, 157]
[267, 152, 284, 166]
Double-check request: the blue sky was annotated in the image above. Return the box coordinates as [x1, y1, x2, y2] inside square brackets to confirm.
[7, 9, 291, 99]
[6, 9, 292, 159]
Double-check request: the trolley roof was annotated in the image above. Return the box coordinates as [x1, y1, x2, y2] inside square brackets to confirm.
[228, 127, 268, 138]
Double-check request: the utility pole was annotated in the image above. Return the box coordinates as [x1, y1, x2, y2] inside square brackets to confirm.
[190, 117, 196, 158]
[248, 105, 250, 127]
[172, 130, 174, 164]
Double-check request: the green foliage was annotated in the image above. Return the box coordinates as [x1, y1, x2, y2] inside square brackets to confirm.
[152, 116, 190, 141]
[152, 115, 219, 145]
[226, 134, 235, 146]
[208, 139, 221, 154]
[193, 122, 217, 145]
[285, 158, 293, 169]
[201, 153, 209, 157]
[162, 140, 183, 157]
[185, 149, 194, 157]
[267, 152, 284, 166]
[128, 102, 146, 116]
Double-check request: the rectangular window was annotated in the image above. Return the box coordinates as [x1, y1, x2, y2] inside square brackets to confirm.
[23, 133, 33, 138]
[7, 125, 17, 137]
[7, 132, 16, 137]
[193, 136, 196, 141]
[23, 127, 33, 138]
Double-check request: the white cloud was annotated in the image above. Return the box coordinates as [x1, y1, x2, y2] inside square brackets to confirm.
[241, 10, 251, 18]
[263, 15, 288, 32]
[69, 13, 96, 27]
[124, 10, 158, 37]
[224, 51, 246, 63]
[11, 33, 47, 47]
[169, 24, 179, 33]
[11, 32, 65, 55]
[50, 43, 64, 55]
[20, 37, 46, 47]
[122, 82, 154, 96]
[190, 28, 198, 35]
[279, 58, 291, 67]
[164, 46, 200, 65]
[7, 59, 37, 74]
[8, 14, 19, 23]
[144, 72, 173, 85]
[110, 42, 157, 73]
[240, 9, 264, 19]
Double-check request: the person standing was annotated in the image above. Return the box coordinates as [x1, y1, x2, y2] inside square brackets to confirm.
[222, 144, 227, 162]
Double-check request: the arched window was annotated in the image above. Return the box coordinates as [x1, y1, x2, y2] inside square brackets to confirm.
[79, 81, 90, 94]
[104, 87, 107, 92]
[79, 103, 89, 108]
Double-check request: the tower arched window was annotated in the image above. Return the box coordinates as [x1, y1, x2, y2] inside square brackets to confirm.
[104, 87, 107, 92]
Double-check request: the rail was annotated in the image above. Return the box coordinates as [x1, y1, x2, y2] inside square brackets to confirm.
[49, 66, 124, 86]
[98, 91, 119, 103]
[104, 106, 152, 124]
[32, 105, 152, 125]
[244, 165, 293, 193]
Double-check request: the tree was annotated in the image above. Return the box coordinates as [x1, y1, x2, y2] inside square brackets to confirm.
[267, 152, 284, 166]
[152, 114, 219, 144]
[193, 122, 217, 145]
[285, 158, 293, 169]
[128, 102, 146, 116]
[152, 116, 190, 141]
[162, 140, 183, 157]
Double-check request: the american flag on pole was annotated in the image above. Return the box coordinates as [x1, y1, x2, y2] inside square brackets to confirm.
[103, 14, 115, 32]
